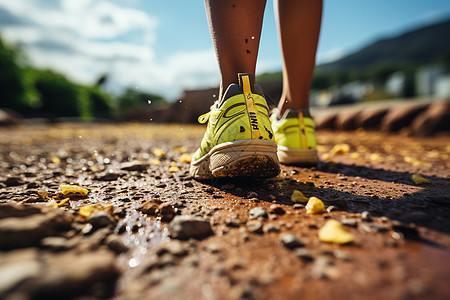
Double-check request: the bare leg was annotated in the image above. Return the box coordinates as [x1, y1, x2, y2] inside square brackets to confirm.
[275, 0, 323, 115]
[204, 0, 267, 101]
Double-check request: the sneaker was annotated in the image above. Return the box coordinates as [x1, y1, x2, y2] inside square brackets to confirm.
[190, 73, 280, 179]
[270, 108, 319, 165]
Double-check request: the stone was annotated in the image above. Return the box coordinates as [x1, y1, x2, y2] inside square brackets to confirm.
[138, 199, 163, 215]
[280, 234, 304, 249]
[105, 234, 129, 253]
[249, 207, 268, 220]
[263, 223, 281, 233]
[157, 202, 175, 222]
[120, 161, 149, 171]
[246, 221, 263, 234]
[0, 209, 73, 250]
[0, 203, 42, 219]
[41, 236, 70, 251]
[169, 215, 213, 239]
[87, 211, 117, 229]
[269, 204, 285, 215]
[156, 240, 189, 257]
[295, 248, 314, 262]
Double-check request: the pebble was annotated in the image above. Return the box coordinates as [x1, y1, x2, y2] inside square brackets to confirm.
[87, 211, 117, 229]
[246, 221, 263, 234]
[105, 234, 129, 253]
[249, 207, 268, 220]
[361, 211, 372, 221]
[169, 215, 213, 239]
[156, 240, 189, 257]
[263, 223, 281, 233]
[280, 234, 304, 249]
[341, 218, 359, 228]
[295, 248, 314, 262]
[269, 204, 285, 215]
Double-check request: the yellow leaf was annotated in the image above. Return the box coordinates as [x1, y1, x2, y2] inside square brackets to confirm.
[319, 219, 354, 244]
[79, 203, 114, 219]
[321, 153, 331, 161]
[291, 190, 308, 203]
[153, 148, 166, 157]
[411, 174, 429, 185]
[151, 159, 161, 166]
[305, 197, 326, 214]
[179, 153, 192, 163]
[48, 198, 70, 208]
[173, 146, 187, 154]
[330, 144, 350, 156]
[38, 190, 49, 200]
[58, 185, 89, 197]
[51, 157, 61, 164]
[169, 165, 179, 173]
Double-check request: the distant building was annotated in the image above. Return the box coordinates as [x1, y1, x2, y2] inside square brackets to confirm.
[416, 66, 445, 96]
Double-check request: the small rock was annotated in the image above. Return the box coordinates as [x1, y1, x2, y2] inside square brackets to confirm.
[280, 234, 304, 249]
[295, 248, 314, 262]
[95, 173, 121, 181]
[105, 234, 129, 253]
[249, 207, 268, 220]
[120, 161, 149, 171]
[361, 211, 372, 221]
[41, 236, 70, 251]
[156, 240, 189, 257]
[3, 177, 26, 187]
[138, 199, 163, 215]
[87, 211, 117, 229]
[246, 221, 263, 234]
[341, 218, 358, 228]
[157, 202, 175, 222]
[263, 223, 281, 233]
[169, 215, 213, 239]
[269, 204, 285, 215]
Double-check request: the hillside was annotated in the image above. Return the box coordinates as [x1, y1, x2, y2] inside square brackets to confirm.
[318, 18, 450, 71]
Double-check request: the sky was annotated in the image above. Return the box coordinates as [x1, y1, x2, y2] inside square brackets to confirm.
[0, 0, 449, 101]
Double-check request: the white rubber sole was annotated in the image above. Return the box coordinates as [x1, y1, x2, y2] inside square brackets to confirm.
[277, 145, 319, 165]
[190, 140, 280, 180]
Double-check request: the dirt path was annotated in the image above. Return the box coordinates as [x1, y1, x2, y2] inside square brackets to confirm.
[0, 123, 449, 300]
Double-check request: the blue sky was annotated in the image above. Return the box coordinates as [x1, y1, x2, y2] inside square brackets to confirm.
[1, 0, 449, 100]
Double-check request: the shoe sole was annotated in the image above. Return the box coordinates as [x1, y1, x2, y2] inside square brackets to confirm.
[277, 146, 319, 165]
[190, 140, 280, 179]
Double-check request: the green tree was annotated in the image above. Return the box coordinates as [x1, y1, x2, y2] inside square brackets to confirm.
[0, 37, 28, 111]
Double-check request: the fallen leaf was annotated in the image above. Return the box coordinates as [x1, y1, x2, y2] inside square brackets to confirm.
[48, 198, 70, 208]
[179, 153, 192, 163]
[151, 159, 161, 166]
[291, 190, 309, 203]
[305, 197, 326, 214]
[56, 185, 89, 199]
[173, 146, 187, 154]
[411, 174, 429, 185]
[79, 203, 114, 219]
[153, 148, 166, 158]
[319, 219, 354, 244]
[330, 144, 350, 156]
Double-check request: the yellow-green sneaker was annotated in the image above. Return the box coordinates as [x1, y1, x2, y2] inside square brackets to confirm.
[190, 73, 280, 179]
[270, 108, 319, 165]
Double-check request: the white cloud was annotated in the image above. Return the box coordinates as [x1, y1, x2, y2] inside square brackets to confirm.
[0, 0, 218, 100]
[317, 47, 344, 64]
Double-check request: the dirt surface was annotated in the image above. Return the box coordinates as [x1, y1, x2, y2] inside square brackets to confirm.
[0, 123, 449, 300]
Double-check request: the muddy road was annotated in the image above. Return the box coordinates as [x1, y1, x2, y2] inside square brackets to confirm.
[0, 123, 449, 300]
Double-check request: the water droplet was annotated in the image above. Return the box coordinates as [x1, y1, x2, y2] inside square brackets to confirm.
[149, 118, 153, 122]
[213, 94, 216, 98]
[180, 128, 183, 131]
[79, 136, 82, 139]
[179, 100, 182, 103]
[128, 258, 139, 268]
[147, 100, 152, 105]
[104, 158, 110, 164]
[251, 36, 255, 40]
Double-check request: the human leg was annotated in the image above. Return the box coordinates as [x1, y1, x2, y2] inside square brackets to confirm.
[271, 0, 323, 165]
[274, 0, 322, 115]
[204, 0, 267, 101]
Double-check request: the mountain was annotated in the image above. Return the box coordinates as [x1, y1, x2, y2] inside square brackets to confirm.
[318, 18, 450, 71]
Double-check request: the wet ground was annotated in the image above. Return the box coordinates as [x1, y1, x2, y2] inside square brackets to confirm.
[0, 123, 449, 300]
